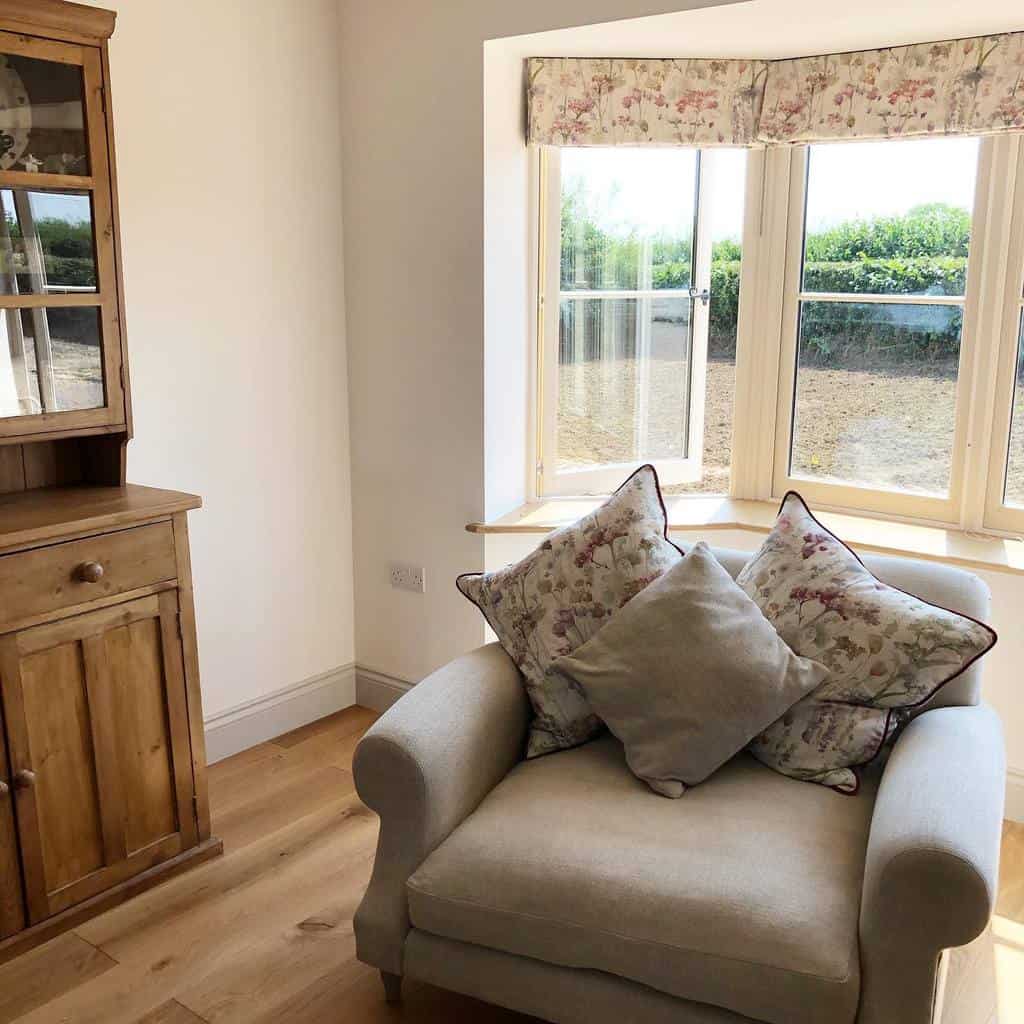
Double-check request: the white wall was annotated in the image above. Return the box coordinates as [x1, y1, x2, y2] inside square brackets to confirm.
[86, 0, 355, 718]
[339, 0, 734, 684]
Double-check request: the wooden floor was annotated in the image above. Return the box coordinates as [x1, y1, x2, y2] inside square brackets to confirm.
[0, 706, 1022, 1024]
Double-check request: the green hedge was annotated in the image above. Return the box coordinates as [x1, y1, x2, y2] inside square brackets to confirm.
[561, 202, 970, 367]
[705, 257, 964, 363]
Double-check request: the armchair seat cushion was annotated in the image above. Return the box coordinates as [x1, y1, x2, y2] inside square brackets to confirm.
[407, 736, 877, 1024]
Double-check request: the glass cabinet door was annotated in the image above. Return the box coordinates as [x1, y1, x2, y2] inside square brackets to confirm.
[0, 31, 124, 437]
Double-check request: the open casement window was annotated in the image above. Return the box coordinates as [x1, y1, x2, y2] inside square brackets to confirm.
[771, 137, 989, 523]
[538, 147, 724, 497]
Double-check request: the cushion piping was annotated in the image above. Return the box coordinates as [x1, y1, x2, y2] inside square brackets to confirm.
[770, 490, 999, 789]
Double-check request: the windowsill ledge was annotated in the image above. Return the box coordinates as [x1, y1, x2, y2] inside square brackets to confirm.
[466, 496, 1024, 576]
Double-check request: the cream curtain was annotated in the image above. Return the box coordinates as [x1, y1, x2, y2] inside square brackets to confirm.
[527, 32, 1024, 147]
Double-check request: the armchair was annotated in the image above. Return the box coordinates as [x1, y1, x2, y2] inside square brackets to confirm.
[353, 547, 1005, 1024]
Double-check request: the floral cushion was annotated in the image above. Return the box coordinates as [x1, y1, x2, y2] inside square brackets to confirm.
[735, 492, 997, 793]
[457, 465, 682, 758]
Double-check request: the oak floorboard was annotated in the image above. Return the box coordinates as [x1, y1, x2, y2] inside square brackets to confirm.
[210, 764, 357, 852]
[274, 705, 378, 750]
[132, 1000, 206, 1024]
[2, 707, 1022, 1024]
[0, 933, 116, 1023]
[996, 821, 1024, 922]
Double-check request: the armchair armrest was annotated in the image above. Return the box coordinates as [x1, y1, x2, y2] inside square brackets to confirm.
[353, 643, 529, 974]
[857, 704, 1005, 1024]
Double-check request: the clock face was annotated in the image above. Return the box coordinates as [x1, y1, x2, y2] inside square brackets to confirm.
[0, 56, 30, 171]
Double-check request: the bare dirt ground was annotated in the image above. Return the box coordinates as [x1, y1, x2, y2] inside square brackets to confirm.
[21, 337, 103, 412]
[557, 356, 1024, 501]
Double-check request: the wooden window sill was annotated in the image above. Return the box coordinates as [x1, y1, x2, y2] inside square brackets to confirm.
[466, 496, 1024, 576]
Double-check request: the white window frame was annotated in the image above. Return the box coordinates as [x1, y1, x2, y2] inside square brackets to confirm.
[768, 139, 996, 526]
[537, 146, 713, 497]
[983, 137, 1024, 534]
[534, 135, 1024, 539]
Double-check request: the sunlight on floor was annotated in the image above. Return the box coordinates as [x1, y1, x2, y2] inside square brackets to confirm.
[993, 914, 1024, 1021]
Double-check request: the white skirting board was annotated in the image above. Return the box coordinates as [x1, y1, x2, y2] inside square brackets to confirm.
[1006, 768, 1024, 824]
[204, 663, 357, 763]
[356, 665, 413, 712]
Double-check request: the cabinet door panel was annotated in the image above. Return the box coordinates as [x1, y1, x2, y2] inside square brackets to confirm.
[107, 615, 178, 853]
[0, 592, 197, 923]
[0, 703, 25, 939]
[20, 641, 105, 892]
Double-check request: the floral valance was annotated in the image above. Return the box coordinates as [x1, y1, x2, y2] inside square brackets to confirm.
[528, 57, 769, 146]
[528, 31, 1024, 148]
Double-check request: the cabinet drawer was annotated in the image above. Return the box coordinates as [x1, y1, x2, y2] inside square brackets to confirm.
[0, 523, 176, 632]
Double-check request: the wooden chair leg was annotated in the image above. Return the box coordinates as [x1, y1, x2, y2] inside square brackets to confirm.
[381, 970, 402, 1004]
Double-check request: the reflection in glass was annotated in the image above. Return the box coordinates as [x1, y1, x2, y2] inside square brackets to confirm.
[560, 148, 698, 292]
[801, 138, 978, 298]
[0, 306, 103, 417]
[0, 53, 89, 175]
[790, 301, 961, 495]
[557, 297, 691, 470]
[0, 189, 95, 294]
[1004, 316, 1024, 508]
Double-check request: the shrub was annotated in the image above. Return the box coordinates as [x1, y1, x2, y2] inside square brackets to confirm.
[559, 201, 969, 367]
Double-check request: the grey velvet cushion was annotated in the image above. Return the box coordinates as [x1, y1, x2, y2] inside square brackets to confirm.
[553, 543, 828, 797]
[407, 735, 875, 1024]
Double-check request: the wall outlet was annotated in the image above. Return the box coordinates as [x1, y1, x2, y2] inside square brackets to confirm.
[390, 562, 426, 593]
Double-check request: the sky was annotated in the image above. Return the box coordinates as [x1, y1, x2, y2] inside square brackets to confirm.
[562, 135, 980, 245]
[0, 189, 90, 226]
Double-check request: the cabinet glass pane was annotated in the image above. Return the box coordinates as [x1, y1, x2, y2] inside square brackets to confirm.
[0, 306, 103, 417]
[0, 189, 95, 294]
[789, 300, 961, 496]
[0, 53, 88, 176]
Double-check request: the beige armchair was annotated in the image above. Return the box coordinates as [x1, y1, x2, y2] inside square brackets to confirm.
[353, 547, 1005, 1024]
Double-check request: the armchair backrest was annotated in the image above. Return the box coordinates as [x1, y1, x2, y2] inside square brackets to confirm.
[709, 545, 991, 710]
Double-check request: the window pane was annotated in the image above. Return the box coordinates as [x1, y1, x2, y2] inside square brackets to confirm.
[802, 138, 978, 297]
[665, 149, 746, 495]
[560, 148, 697, 291]
[1003, 314, 1024, 508]
[0, 189, 96, 295]
[0, 306, 104, 417]
[556, 297, 691, 470]
[790, 301, 960, 496]
[0, 53, 89, 175]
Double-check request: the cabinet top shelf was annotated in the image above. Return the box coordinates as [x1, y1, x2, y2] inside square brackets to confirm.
[0, 484, 200, 553]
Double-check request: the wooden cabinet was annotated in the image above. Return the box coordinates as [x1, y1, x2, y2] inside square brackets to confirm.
[0, 493, 220, 962]
[2, 588, 198, 923]
[0, 0, 220, 968]
[0, 705, 25, 941]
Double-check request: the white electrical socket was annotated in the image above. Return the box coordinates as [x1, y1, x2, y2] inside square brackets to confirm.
[390, 562, 426, 593]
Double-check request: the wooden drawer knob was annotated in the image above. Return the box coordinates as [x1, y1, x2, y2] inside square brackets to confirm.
[13, 770, 36, 790]
[0, 779, 8, 796]
[76, 561, 105, 584]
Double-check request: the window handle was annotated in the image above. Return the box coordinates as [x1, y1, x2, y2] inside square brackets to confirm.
[688, 287, 711, 307]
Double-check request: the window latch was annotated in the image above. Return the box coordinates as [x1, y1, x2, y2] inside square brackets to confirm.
[688, 287, 711, 307]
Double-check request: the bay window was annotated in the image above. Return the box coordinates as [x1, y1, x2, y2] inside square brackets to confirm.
[535, 131, 1024, 537]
